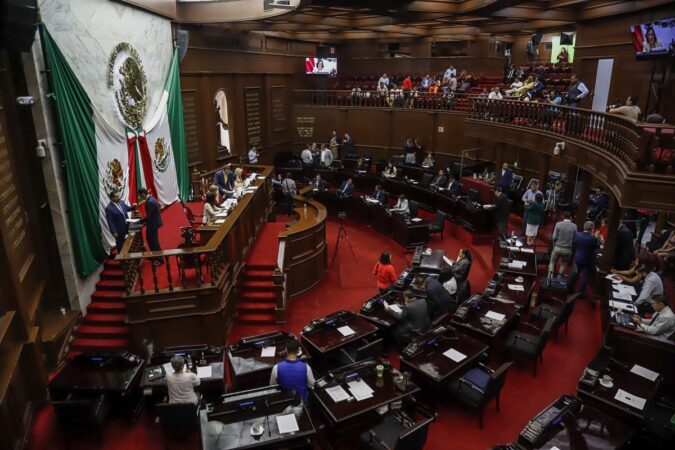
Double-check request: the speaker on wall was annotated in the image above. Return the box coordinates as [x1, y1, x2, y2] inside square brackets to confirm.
[0, 0, 38, 52]
[177, 30, 189, 62]
[531, 33, 543, 46]
[560, 32, 574, 46]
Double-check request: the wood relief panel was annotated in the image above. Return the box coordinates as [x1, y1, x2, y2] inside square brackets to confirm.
[182, 90, 201, 165]
[244, 87, 262, 148]
[270, 86, 287, 133]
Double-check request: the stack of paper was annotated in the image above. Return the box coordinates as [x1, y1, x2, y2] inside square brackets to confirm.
[612, 291, 633, 301]
[347, 379, 374, 401]
[609, 301, 636, 313]
[613, 284, 637, 296]
[337, 325, 356, 337]
[411, 218, 423, 222]
[261, 346, 277, 358]
[485, 310, 506, 321]
[197, 366, 212, 379]
[630, 364, 659, 381]
[520, 248, 534, 253]
[325, 385, 350, 403]
[443, 348, 467, 362]
[276, 414, 299, 434]
[614, 389, 646, 410]
[507, 284, 525, 291]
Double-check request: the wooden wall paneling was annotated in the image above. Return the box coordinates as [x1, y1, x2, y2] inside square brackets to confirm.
[181, 89, 201, 166]
[337, 56, 504, 77]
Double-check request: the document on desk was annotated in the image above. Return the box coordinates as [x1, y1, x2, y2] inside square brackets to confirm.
[162, 362, 173, 375]
[197, 366, 212, 379]
[613, 284, 637, 296]
[383, 300, 402, 314]
[605, 274, 623, 283]
[609, 300, 636, 313]
[612, 291, 634, 301]
[630, 364, 659, 382]
[520, 248, 534, 253]
[347, 380, 374, 401]
[261, 346, 277, 358]
[485, 310, 506, 321]
[507, 261, 526, 269]
[443, 256, 454, 266]
[614, 389, 646, 410]
[411, 217, 423, 222]
[325, 385, 350, 403]
[337, 325, 356, 337]
[507, 284, 525, 291]
[276, 414, 300, 434]
[214, 219, 225, 224]
[443, 348, 467, 363]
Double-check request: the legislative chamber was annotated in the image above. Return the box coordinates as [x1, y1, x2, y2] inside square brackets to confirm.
[1, 1, 675, 450]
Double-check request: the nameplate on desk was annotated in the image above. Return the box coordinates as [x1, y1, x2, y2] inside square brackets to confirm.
[613, 284, 637, 296]
[337, 325, 356, 337]
[261, 346, 277, 358]
[507, 284, 524, 291]
[443, 348, 467, 363]
[325, 385, 350, 403]
[411, 218, 423, 222]
[197, 366, 212, 379]
[630, 364, 659, 382]
[276, 413, 299, 434]
[614, 388, 646, 410]
[485, 311, 506, 322]
[347, 379, 374, 401]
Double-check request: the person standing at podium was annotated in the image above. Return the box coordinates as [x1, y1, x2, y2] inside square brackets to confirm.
[166, 356, 200, 404]
[270, 339, 315, 402]
[105, 191, 136, 254]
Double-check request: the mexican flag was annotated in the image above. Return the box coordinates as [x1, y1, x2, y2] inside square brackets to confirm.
[40, 25, 190, 276]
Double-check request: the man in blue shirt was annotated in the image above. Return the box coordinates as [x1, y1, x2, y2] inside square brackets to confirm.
[337, 178, 354, 198]
[568, 221, 599, 297]
[270, 339, 315, 402]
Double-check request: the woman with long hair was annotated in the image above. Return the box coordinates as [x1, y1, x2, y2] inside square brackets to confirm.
[373, 252, 397, 294]
[203, 191, 224, 224]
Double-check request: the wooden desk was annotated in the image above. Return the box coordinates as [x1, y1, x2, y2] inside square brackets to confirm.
[312, 359, 420, 426]
[451, 296, 521, 344]
[399, 325, 489, 387]
[226, 331, 302, 390]
[496, 246, 538, 277]
[200, 386, 315, 450]
[416, 249, 446, 272]
[392, 215, 430, 248]
[301, 310, 378, 356]
[358, 291, 407, 329]
[490, 273, 536, 311]
[461, 176, 494, 203]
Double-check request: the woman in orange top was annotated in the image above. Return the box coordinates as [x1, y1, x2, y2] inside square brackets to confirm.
[373, 252, 397, 293]
[595, 218, 609, 244]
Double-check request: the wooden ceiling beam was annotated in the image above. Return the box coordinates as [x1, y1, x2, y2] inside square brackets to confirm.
[491, 6, 577, 21]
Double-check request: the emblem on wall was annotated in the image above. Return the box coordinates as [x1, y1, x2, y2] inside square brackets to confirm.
[107, 42, 148, 129]
[102, 159, 126, 199]
[153, 137, 171, 173]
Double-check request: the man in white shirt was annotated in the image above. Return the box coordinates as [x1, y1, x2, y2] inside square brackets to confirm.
[301, 146, 313, 166]
[378, 73, 390, 88]
[165, 356, 200, 404]
[488, 87, 503, 100]
[634, 266, 664, 313]
[448, 76, 457, 92]
[320, 144, 333, 167]
[632, 295, 675, 339]
[443, 66, 456, 83]
[566, 74, 589, 108]
[247, 146, 259, 164]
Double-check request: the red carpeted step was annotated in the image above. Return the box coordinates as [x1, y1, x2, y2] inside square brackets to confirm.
[240, 280, 275, 290]
[237, 302, 275, 312]
[243, 270, 275, 280]
[96, 279, 126, 291]
[239, 291, 276, 301]
[82, 313, 127, 325]
[76, 325, 130, 339]
[104, 259, 122, 270]
[100, 269, 125, 280]
[71, 337, 130, 352]
[245, 264, 276, 271]
[92, 290, 124, 302]
[236, 313, 276, 324]
[87, 301, 126, 313]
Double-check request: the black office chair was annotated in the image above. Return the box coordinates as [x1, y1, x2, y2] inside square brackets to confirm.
[420, 173, 433, 186]
[530, 293, 579, 343]
[51, 394, 111, 448]
[428, 211, 447, 240]
[338, 337, 384, 366]
[408, 201, 419, 218]
[360, 409, 436, 450]
[156, 402, 199, 449]
[505, 318, 554, 376]
[456, 280, 471, 304]
[447, 361, 513, 429]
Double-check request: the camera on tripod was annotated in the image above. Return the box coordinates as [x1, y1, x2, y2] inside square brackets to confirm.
[337, 211, 346, 220]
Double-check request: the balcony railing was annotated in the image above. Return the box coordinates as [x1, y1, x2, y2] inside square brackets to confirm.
[294, 90, 674, 173]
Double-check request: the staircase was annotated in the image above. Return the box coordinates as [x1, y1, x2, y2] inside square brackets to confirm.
[237, 264, 280, 325]
[70, 259, 131, 353]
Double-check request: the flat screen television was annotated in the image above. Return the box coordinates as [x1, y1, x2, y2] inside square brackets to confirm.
[630, 18, 675, 59]
[305, 57, 337, 76]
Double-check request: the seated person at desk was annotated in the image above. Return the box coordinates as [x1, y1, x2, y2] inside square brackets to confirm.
[447, 175, 461, 195]
[383, 161, 398, 179]
[214, 167, 234, 196]
[320, 144, 333, 167]
[355, 157, 368, 172]
[632, 295, 675, 339]
[390, 194, 409, 214]
[426, 277, 456, 319]
[312, 174, 327, 192]
[336, 178, 355, 198]
[373, 252, 397, 294]
[233, 167, 245, 189]
[203, 192, 224, 224]
[386, 290, 431, 349]
[430, 169, 448, 189]
[166, 356, 200, 404]
[633, 265, 664, 315]
[421, 153, 435, 169]
[270, 339, 315, 402]
[370, 184, 388, 204]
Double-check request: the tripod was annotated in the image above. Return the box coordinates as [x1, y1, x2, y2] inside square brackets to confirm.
[330, 212, 357, 265]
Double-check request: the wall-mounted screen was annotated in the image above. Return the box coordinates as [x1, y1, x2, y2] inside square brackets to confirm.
[305, 57, 337, 76]
[630, 18, 675, 59]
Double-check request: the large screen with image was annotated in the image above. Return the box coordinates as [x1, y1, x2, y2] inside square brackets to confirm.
[305, 58, 337, 76]
[630, 18, 675, 59]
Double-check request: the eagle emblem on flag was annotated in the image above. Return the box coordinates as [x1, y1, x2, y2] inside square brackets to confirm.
[153, 137, 171, 173]
[102, 159, 126, 198]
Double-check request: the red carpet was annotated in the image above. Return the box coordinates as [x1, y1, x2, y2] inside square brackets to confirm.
[29, 212, 603, 450]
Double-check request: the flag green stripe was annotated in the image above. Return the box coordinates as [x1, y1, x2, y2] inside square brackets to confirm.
[166, 48, 190, 200]
[40, 25, 107, 276]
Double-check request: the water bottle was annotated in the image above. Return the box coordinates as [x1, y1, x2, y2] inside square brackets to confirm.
[303, 203, 307, 217]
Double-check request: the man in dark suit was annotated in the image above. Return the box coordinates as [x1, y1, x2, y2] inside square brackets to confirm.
[492, 187, 511, 240]
[138, 188, 164, 265]
[312, 174, 327, 192]
[342, 133, 354, 155]
[568, 221, 599, 297]
[447, 175, 461, 195]
[214, 167, 234, 195]
[425, 277, 456, 320]
[372, 184, 387, 204]
[498, 162, 513, 193]
[431, 169, 448, 189]
[385, 290, 431, 349]
[105, 192, 136, 253]
[337, 178, 354, 198]
[587, 187, 608, 219]
[613, 222, 636, 270]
